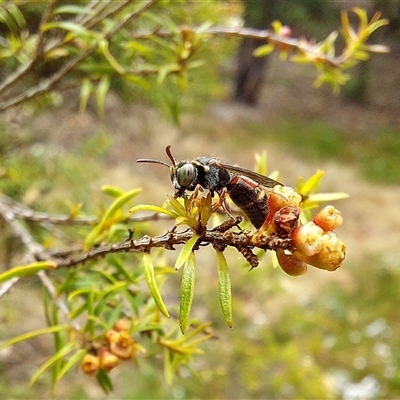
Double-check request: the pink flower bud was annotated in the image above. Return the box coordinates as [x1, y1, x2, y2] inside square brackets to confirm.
[99, 349, 119, 372]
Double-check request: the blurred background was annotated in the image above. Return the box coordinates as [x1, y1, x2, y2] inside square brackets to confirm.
[1, 0, 400, 398]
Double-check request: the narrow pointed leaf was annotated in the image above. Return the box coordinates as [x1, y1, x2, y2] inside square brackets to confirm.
[79, 79, 93, 113]
[253, 44, 274, 58]
[0, 261, 56, 284]
[54, 5, 95, 16]
[99, 39, 125, 75]
[84, 188, 141, 250]
[0, 325, 69, 352]
[97, 369, 114, 394]
[96, 76, 110, 118]
[101, 185, 125, 198]
[179, 252, 196, 334]
[129, 204, 178, 218]
[307, 192, 350, 203]
[174, 234, 200, 270]
[55, 349, 86, 382]
[142, 253, 170, 317]
[298, 170, 325, 195]
[30, 341, 76, 386]
[216, 251, 232, 328]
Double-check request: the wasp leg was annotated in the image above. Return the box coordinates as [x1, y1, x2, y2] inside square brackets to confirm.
[211, 187, 235, 219]
[191, 184, 205, 199]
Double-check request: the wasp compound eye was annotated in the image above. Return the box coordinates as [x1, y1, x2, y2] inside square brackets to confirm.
[177, 163, 195, 188]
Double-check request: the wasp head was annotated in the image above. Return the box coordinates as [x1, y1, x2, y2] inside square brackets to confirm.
[136, 145, 199, 197]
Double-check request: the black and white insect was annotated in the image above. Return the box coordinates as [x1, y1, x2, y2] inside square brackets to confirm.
[137, 146, 282, 229]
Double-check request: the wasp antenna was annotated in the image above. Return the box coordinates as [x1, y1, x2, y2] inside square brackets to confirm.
[136, 158, 171, 168]
[165, 145, 176, 168]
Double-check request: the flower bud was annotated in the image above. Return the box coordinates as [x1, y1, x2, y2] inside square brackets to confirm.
[105, 329, 120, 345]
[268, 185, 302, 216]
[292, 221, 324, 256]
[276, 249, 308, 276]
[109, 331, 137, 360]
[114, 319, 131, 332]
[272, 206, 300, 235]
[81, 353, 100, 375]
[99, 349, 119, 372]
[313, 205, 343, 232]
[306, 232, 346, 271]
[279, 25, 292, 37]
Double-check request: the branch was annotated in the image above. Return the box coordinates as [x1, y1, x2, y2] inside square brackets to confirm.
[48, 220, 292, 270]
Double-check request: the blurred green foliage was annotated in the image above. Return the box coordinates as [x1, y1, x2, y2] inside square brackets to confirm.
[242, 116, 400, 185]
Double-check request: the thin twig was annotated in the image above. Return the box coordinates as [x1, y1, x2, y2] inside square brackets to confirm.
[0, 194, 172, 225]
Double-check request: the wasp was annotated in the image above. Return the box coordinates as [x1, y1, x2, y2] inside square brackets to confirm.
[136, 146, 282, 229]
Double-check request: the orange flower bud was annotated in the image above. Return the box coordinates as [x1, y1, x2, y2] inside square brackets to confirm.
[292, 222, 324, 256]
[105, 329, 120, 345]
[276, 249, 308, 276]
[114, 319, 131, 332]
[99, 349, 119, 372]
[313, 205, 343, 232]
[109, 331, 137, 360]
[268, 185, 302, 216]
[81, 353, 100, 375]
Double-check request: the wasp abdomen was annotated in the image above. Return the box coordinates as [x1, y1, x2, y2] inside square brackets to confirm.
[227, 176, 269, 229]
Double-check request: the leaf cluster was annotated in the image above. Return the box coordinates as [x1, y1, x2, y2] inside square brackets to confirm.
[0, 3, 389, 118]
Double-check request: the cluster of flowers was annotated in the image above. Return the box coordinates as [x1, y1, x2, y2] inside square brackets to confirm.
[80, 319, 139, 375]
[255, 185, 346, 276]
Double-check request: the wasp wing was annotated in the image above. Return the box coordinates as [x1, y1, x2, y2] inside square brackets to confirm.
[218, 162, 282, 189]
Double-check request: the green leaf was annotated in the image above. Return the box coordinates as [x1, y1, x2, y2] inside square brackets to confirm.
[157, 64, 181, 85]
[101, 185, 125, 198]
[5, 4, 26, 30]
[30, 341, 77, 386]
[129, 204, 178, 219]
[0, 261, 56, 284]
[142, 253, 170, 317]
[216, 251, 232, 328]
[99, 39, 126, 75]
[96, 76, 110, 119]
[307, 192, 349, 203]
[253, 44, 275, 58]
[84, 188, 142, 250]
[97, 369, 114, 394]
[41, 21, 90, 37]
[55, 349, 87, 383]
[0, 325, 69, 352]
[174, 234, 200, 270]
[298, 170, 325, 195]
[79, 79, 93, 113]
[179, 252, 196, 334]
[54, 5, 95, 16]
[164, 348, 175, 385]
